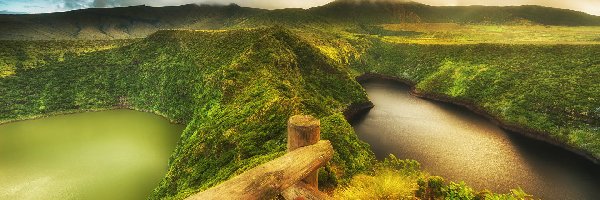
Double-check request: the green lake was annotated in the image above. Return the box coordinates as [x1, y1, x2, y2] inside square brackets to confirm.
[0, 109, 183, 200]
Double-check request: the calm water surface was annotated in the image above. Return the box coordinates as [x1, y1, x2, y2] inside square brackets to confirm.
[0, 110, 183, 200]
[353, 79, 600, 200]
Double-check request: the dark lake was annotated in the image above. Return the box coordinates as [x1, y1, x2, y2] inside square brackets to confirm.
[352, 79, 600, 200]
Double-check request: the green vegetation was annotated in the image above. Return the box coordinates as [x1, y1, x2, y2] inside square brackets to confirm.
[0, 40, 135, 77]
[378, 23, 600, 44]
[0, 27, 375, 199]
[335, 155, 533, 199]
[1, 0, 600, 199]
[334, 156, 421, 199]
[1, 26, 558, 199]
[350, 39, 600, 159]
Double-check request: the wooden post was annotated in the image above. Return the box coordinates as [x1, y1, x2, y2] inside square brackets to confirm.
[287, 115, 321, 189]
[185, 141, 334, 200]
[186, 115, 332, 200]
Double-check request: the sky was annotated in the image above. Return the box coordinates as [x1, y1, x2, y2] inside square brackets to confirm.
[0, 0, 599, 16]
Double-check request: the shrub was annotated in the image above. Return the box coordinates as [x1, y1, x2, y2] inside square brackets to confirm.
[483, 187, 534, 200]
[416, 176, 445, 199]
[334, 169, 418, 200]
[376, 154, 421, 175]
[443, 182, 476, 200]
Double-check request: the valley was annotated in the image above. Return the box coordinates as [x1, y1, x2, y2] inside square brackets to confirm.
[0, 0, 599, 199]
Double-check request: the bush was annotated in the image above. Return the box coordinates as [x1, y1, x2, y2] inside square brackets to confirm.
[483, 187, 533, 200]
[376, 154, 421, 175]
[334, 169, 418, 200]
[443, 182, 476, 200]
[416, 176, 445, 199]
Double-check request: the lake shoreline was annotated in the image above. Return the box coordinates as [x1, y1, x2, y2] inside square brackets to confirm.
[0, 106, 183, 126]
[343, 101, 375, 121]
[0, 108, 182, 200]
[350, 72, 600, 165]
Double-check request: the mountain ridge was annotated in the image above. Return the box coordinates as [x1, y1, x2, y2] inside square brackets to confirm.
[0, 26, 375, 199]
[312, 0, 600, 25]
[1, 1, 599, 40]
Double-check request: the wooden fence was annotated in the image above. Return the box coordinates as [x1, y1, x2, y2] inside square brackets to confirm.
[185, 115, 334, 200]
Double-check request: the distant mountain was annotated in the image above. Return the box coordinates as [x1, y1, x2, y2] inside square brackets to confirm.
[1, 0, 599, 40]
[0, 10, 28, 15]
[0, 4, 263, 40]
[310, 0, 600, 25]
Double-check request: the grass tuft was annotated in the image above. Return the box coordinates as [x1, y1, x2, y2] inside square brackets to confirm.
[335, 169, 418, 200]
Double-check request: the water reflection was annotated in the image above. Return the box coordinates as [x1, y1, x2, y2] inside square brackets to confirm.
[352, 79, 600, 200]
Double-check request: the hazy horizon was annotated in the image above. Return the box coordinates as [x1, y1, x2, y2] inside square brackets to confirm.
[0, 0, 599, 16]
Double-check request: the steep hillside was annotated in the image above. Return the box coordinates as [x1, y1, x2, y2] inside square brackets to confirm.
[0, 39, 136, 77]
[287, 27, 600, 162]
[2, 1, 600, 199]
[349, 38, 600, 161]
[0, 27, 374, 199]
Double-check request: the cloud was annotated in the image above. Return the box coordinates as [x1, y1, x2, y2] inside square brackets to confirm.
[62, 0, 90, 9]
[24, 4, 45, 8]
[92, 0, 108, 7]
[98, 0, 142, 7]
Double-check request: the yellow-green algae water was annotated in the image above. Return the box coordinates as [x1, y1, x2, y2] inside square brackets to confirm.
[0, 110, 183, 200]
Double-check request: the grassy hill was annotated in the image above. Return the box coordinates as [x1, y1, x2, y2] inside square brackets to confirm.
[0, 27, 375, 199]
[2, 25, 598, 199]
[351, 40, 600, 160]
[1, 0, 600, 199]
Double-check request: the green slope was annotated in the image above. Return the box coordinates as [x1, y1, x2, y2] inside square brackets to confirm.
[2, 25, 598, 199]
[0, 27, 374, 199]
[0, 23, 600, 199]
[1, 1, 600, 199]
[292, 27, 600, 161]
[350, 39, 600, 160]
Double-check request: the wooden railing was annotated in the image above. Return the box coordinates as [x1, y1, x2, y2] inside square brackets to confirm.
[185, 115, 334, 200]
